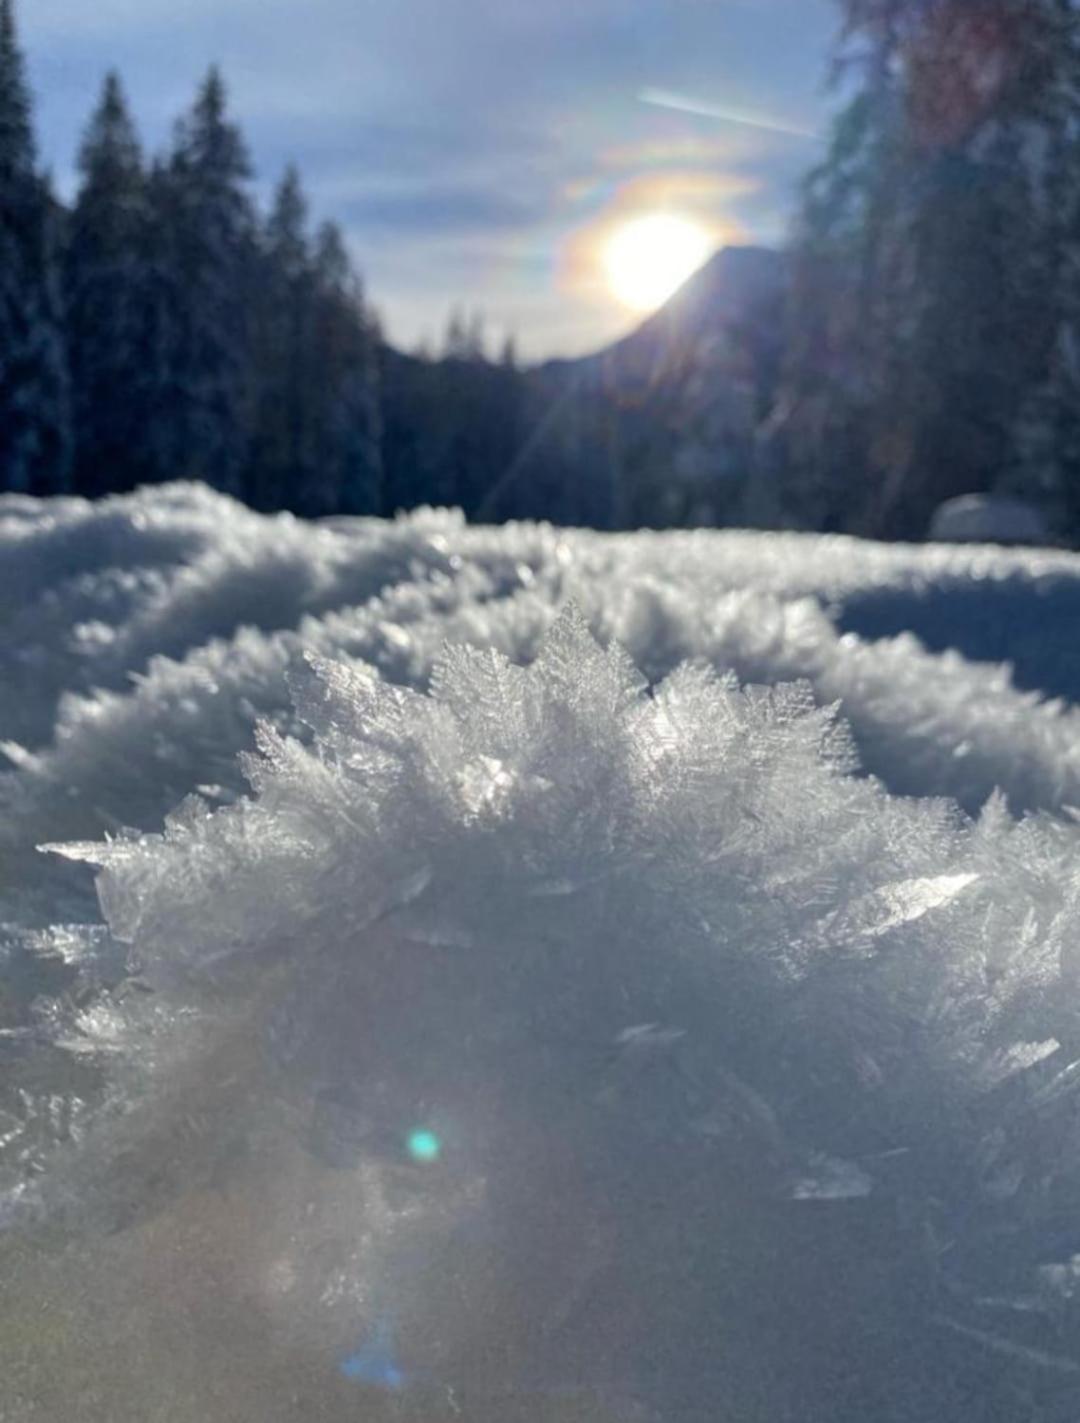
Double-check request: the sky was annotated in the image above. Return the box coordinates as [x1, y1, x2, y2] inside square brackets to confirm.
[22, 0, 838, 359]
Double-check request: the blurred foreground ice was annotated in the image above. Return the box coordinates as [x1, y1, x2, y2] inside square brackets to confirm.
[3, 485, 1080, 1419]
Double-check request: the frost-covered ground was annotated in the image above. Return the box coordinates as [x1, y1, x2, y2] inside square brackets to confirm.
[4, 483, 1080, 1420]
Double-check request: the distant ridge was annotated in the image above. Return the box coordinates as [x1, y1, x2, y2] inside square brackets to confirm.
[380, 244, 789, 529]
[543, 245, 787, 385]
[503, 245, 787, 527]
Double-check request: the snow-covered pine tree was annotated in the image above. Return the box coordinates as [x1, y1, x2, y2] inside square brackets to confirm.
[157, 68, 256, 494]
[65, 72, 156, 496]
[0, 0, 71, 495]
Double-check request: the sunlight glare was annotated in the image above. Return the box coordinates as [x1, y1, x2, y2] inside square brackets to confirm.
[603, 213, 713, 313]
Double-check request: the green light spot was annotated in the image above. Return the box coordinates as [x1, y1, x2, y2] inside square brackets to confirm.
[406, 1129, 441, 1164]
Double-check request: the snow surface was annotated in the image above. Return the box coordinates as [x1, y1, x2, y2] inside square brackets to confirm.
[4, 484, 1080, 1419]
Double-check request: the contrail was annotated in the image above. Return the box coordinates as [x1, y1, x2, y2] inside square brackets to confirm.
[639, 87, 821, 141]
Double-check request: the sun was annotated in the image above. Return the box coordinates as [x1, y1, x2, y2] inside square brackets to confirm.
[603, 213, 713, 313]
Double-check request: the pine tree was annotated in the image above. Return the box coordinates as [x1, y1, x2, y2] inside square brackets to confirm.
[873, 1, 1076, 534]
[0, 0, 71, 495]
[443, 308, 470, 360]
[249, 164, 315, 510]
[137, 155, 186, 487]
[66, 72, 155, 495]
[766, 0, 906, 528]
[158, 68, 256, 493]
[499, 334, 518, 371]
[305, 221, 383, 516]
[777, 0, 1080, 538]
[1006, 0, 1080, 528]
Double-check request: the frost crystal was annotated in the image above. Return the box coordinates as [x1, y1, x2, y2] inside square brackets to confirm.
[41, 608, 1080, 1279]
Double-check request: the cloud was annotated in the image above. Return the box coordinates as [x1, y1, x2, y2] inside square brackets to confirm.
[24, 0, 227, 41]
[254, 114, 556, 186]
[337, 183, 543, 234]
[23, 0, 838, 355]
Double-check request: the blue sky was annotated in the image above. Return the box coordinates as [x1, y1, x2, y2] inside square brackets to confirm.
[23, 0, 838, 358]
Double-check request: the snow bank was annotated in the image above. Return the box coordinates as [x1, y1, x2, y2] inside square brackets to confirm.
[5, 486, 1080, 1418]
[9, 517, 1080, 899]
[0, 484, 557, 750]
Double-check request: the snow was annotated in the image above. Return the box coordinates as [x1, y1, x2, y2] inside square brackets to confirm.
[929, 494, 1054, 547]
[4, 484, 1080, 1419]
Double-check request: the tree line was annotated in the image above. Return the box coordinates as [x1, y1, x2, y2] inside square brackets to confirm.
[0, 0, 542, 521]
[6, 0, 1080, 538]
[0, 0, 383, 514]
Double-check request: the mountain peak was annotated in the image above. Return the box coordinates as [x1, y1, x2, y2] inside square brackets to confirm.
[621, 243, 786, 350]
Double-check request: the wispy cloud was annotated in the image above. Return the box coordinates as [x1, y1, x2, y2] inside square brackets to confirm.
[639, 88, 822, 142]
[339, 183, 543, 234]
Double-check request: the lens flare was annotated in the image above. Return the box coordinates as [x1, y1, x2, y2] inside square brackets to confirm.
[406, 1129, 441, 1163]
[603, 213, 712, 313]
[340, 1317, 405, 1389]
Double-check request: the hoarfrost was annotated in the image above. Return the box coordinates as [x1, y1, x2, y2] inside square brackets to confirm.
[6, 487, 1080, 1417]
